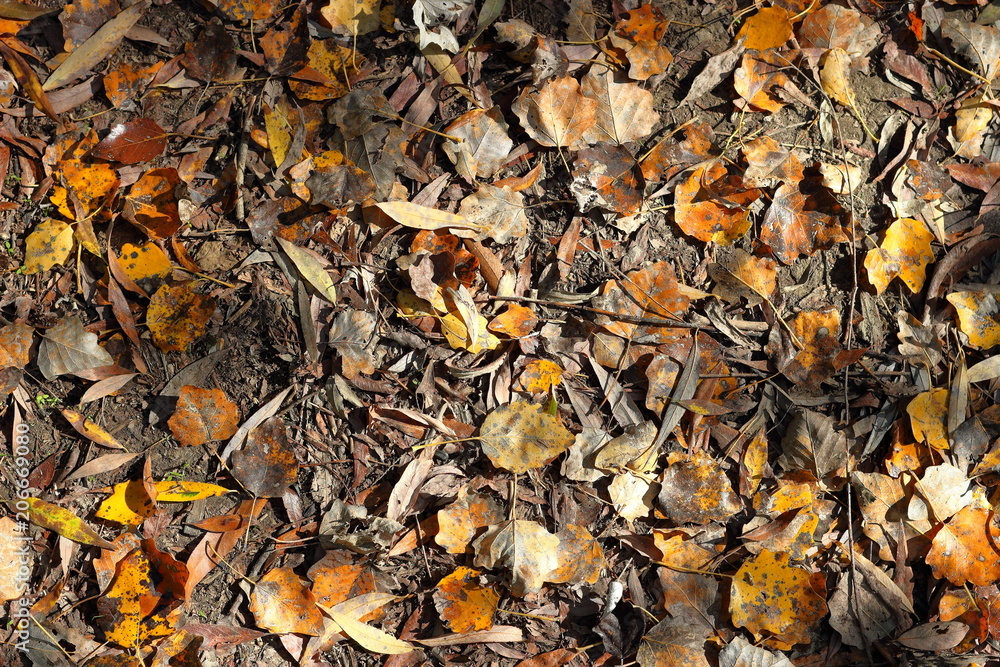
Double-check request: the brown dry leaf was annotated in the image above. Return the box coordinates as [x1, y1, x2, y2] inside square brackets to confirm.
[471, 519, 560, 597]
[927, 506, 1000, 587]
[637, 618, 712, 667]
[179, 18, 236, 83]
[275, 238, 339, 303]
[733, 50, 789, 114]
[0, 321, 33, 369]
[38, 315, 114, 380]
[735, 7, 793, 51]
[479, 402, 573, 473]
[91, 118, 167, 164]
[123, 167, 182, 239]
[22, 219, 73, 275]
[434, 567, 499, 632]
[864, 218, 935, 295]
[710, 248, 777, 306]
[772, 308, 865, 388]
[674, 162, 756, 244]
[778, 410, 847, 489]
[571, 142, 643, 216]
[168, 386, 241, 447]
[329, 310, 377, 380]
[457, 184, 529, 243]
[579, 66, 659, 145]
[853, 471, 930, 562]
[231, 416, 299, 498]
[657, 451, 742, 524]
[436, 486, 505, 554]
[948, 291, 1000, 349]
[760, 182, 849, 264]
[798, 4, 880, 61]
[909, 464, 973, 523]
[250, 567, 325, 635]
[442, 107, 514, 183]
[511, 76, 597, 149]
[941, 17, 1000, 82]
[44, 0, 148, 92]
[907, 388, 950, 450]
[147, 283, 216, 353]
[730, 548, 828, 646]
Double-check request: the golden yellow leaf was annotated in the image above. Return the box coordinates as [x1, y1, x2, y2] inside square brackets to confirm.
[907, 388, 950, 450]
[864, 218, 935, 294]
[479, 402, 573, 473]
[22, 219, 73, 274]
[948, 291, 1000, 349]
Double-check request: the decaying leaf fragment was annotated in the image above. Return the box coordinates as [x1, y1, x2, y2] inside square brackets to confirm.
[38, 316, 114, 380]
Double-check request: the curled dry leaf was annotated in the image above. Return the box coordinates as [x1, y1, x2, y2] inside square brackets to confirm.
[375, 201, 486, 239]
[778, 410, 847, 488]
[941, 17, 1000, 82]
[742, 136, 804, 189]
[511, 76, 597, 149]
[168, 386, 241, 447]
[123, 167, 182, 239]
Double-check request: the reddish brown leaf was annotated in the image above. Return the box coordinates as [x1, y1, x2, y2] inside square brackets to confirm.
[91, 118, 167, 164]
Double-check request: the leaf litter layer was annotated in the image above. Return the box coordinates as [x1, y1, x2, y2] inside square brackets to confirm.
[4, 0, 1000, 666]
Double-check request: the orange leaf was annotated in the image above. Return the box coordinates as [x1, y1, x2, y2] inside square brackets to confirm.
[146, 283, 216, 353]
[515, 359, 564, 394]
[250, 567, 325, 635]
[488, 304, 538, 338]
[760, 182, 849, 264]
[927, 507, 1000, 587]
[436, 486, 505, 554]
[735, 6, 793, 51]
[674, 162, 755, 244]
[434, 567, 499, 632]
[61, 408, 126, 450]
[123, 167, 182, 238]
[168, 386, 241, 447]
[948, 291, 1000, 349]
[511, 76, 597, 150]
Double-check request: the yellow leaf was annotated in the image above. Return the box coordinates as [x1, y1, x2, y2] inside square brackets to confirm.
[61, 408, 127, 450]
[154, 481, 232, 502]
[864, 218, 935, 294]
[22, 219, 73, 274]
[96, 480, 156, 526]
[375, 201, 486, 238]
[820, 47, 855, 107]
[479, 402, 573, 473]
[275, 237, 338, 303]
[22, 498, 116, 548]
[907, 388, 950, 450]
[328, 609, 414, 654]
[948, 291, 1000, 349]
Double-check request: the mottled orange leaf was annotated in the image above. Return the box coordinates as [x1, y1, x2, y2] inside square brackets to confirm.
[511, 76, 597, 150]
[52, 160, 119, 219]
[730, 548, 828, 646]
[674, 162, 757, 244]
[571, 143, 643, 215]
[927, 507, 1000, 587]
[168, 385, 241, 447]
[250, 567, 325, 635]
[488, 304, 538, 338]
[436, 486, 505, 554]
[123, 167, 182, 239]
[658, 451, 742, 524]
[734, 50, 789, 113]
[0, 321, 33, 369]
[434, 567, 499, 632]
[760, 183, 849, 264]
[515, 359, 563, 394]
[97, 549, 166, 647]
[289, 39, 360, 101]
[735, 7, 793, 51]
[595, 261, 691, 341]
[548, 524, 605, 586]
[147, 283, 216, 353]
[118, 241, 171, 294]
